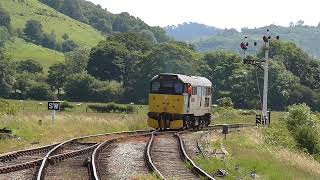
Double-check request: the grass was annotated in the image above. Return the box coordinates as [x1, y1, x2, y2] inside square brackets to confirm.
[213, 107, 285, 125]
[5, 37, 64, 69]
[0, 0, 105, 69]
[1, 0, 104, 47]
[0, 110, 150, 154]
[194, 129, 320, 179]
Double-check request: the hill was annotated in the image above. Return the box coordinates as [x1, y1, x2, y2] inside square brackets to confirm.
[166, 22, 320, 57]
[0, 0, 105, 67]
[40, 0, 169, 43]
[165, 22, 223, 41]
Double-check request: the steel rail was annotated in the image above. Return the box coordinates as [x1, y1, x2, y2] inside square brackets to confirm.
[144, 131, 166, 180]
[90, 131, 154, 180]
[175, 132, 215, 179]
[35, 129, 153, 180]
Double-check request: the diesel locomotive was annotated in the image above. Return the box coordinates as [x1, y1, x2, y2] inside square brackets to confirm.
[147, 73, 212, 129]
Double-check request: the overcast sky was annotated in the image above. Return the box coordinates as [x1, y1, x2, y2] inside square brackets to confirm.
[88, 0, 320, 29]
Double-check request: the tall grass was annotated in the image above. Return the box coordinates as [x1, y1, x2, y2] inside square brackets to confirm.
[194, 129, 320, 179]
[0, 111, 149, 153]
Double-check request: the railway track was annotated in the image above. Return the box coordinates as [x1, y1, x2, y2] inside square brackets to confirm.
[0, 123, 254, 179]
[0, 130, 152, 180]
[90, 130, 157, 180]
[145, 124, 253, 180]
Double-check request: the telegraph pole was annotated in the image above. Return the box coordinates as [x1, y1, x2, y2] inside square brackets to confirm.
[262, 30, 270, 124]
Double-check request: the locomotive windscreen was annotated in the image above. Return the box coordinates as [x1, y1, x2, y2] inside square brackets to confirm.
[150, 75, 184, 95]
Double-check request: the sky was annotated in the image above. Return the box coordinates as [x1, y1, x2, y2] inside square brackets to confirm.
[88, 0, 320, 30]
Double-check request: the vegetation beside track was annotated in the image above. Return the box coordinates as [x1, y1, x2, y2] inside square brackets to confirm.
[0, 100, 149, 154]
[195, 105, 320, 179]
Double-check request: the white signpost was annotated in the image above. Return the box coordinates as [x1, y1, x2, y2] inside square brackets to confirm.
[48, 101, 60, 123]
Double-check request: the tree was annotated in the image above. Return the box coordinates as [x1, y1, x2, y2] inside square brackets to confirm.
[296, 20, 304, 26]
[47, 63, 67, 95]
[59, 0, 85, 22]
[107, 32, 154, 53]
[41, 31, 57, 49]
[64, 73, 96, 101]
[16, 59, 43, 74]
[0, 50, 15, 98]
[87, 41, 127, 81]
[23, 20, 43, 43]
[65, 48, 90, 74]
[62, 33, 69, 40]
[0, 26, 10, 48]
[286, 104, 320, 156]
[26, 82, 55, 100]
[135, 42, 200, 101]
[40, 0, 61, 9]
[0, 8, 11, 29]
[61, 40, 78, 52]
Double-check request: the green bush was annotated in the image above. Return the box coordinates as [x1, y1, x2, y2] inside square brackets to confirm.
[88, 103, 134, 113]
[263, 121, 297, 149]
[60, 101, 74, 111]
[0, 99, 21, 116]
[285, 103, 320, 158]
[217, 97, 233, 108]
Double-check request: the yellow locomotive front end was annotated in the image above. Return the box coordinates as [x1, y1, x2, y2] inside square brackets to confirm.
[147, 74, 187, 129]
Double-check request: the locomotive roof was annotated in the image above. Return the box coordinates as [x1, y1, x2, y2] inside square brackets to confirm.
[151, 73, 212, 87]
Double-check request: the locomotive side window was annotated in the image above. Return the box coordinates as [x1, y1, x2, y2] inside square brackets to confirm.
[205, 87, 212, 96]
[192, 87, 197, 95]
[197, 87, 202, 96]
[205, 97, 210, 107]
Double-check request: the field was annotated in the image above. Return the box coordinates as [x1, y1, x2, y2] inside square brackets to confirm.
[0, 100, 149, 154]
[5, 38, 64, 69]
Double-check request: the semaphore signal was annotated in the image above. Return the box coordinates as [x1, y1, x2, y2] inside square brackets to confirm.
[240, 29, 280, 125]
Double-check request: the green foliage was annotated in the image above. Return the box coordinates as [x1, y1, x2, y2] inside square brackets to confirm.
[0, 26, 10, 48]
[59, 0, 85, 22]
[87, 41, 128, 82]
[26, 82, 55, 101]
[0, 99, 20, 116]
[189, 24, 320, 58]
[88, 103, 134, 113]
[47, 63, 68, 94]
[40, 0, 169, 42]
[16, 59, 43, 74]
[60, 101, 74, 111]
[23, 20, 43, 43]
[64, 73, 123, 102]
[0, 8, 11, 30]
[285, 104, 320, 158]
[264, 40, 320, 90]
[288, 85, 320, 112]
[64, 48, 90, 74]
[0, 50, 15, 98]
[61, 39, 78, 52]
[217, 97, 233, 108]
[263, 121, 297, 149]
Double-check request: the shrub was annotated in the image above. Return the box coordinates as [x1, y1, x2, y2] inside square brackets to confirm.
[88, 103, 134, 113]
[26, 82, 55, 100]
[263, 121, 297, 149]
[285, 103, 320, 158]
[60, 101, 74, 111]
[0, 99, 21, 116]
[217, 97, 233, 108]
